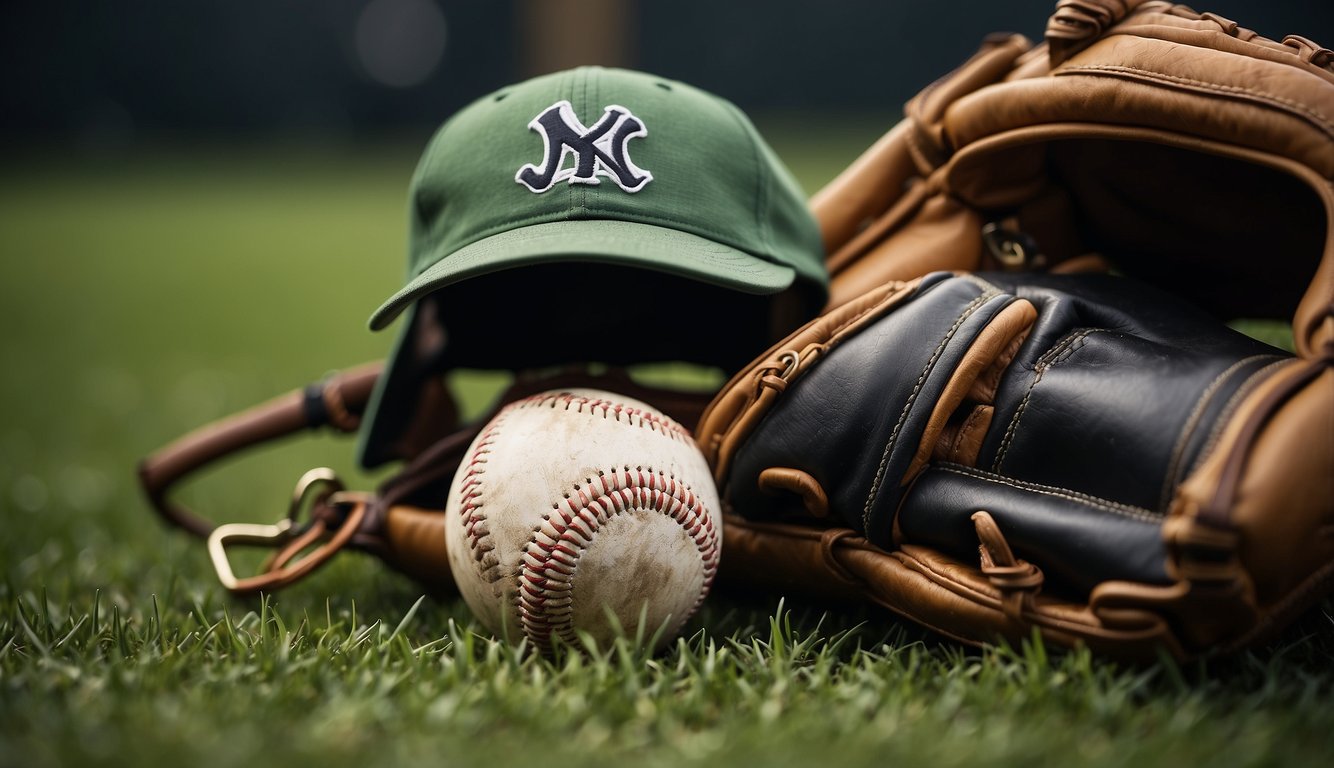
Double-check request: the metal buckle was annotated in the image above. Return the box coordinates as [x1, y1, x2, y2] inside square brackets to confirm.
[208, 520, 295, 590]
[206, 467, 348, 591]
[982, 221, 1043, 271]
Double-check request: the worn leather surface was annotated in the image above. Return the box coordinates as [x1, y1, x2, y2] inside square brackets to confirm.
[703, 262, 1331, 659]
[631, 0, 1334, 659]
[898, 464, 1170, 597]
[974, 273, 1286, 512]
[726, 274, 1019, 543]
[811, 0, 1334, 359]
[699, 0, 1332, 660]
[717, 270, 1300, 595]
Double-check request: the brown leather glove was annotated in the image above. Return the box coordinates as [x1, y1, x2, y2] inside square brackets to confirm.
[695, 271, 1333, 662]
[810, 0, 1334, 364]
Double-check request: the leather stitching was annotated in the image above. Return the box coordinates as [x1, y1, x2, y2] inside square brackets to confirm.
[457, 412, 508, 583]
[993, 328, 1097, 473]
[1057, 64, 1334, 139]
[1185, 357, 1292, 479]
[827, 287, 911, 340]
[514, 390, 693, 441]
[518, 467, 719, 651]
[935, 463, 1162, 523]
[459, 391, 694, 587]
[949, 405, 992, 462]
[863, 288, 997, 534]
[795, 284, 919, 365]
[1157, 354, 1284, 512]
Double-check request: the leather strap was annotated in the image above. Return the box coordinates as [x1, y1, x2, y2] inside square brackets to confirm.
[137, 362, 383, 539]
[220, 498, 369, 594]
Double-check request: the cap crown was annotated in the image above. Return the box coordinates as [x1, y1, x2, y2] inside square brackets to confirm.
[404, 66, 824, 295]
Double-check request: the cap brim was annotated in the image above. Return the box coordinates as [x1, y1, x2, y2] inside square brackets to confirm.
[356, 301, 422, 468]
[368, 219, 797, 330]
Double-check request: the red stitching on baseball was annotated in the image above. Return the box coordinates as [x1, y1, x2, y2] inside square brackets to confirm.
[509, 391, 693, 442]
[457, 412, 508, 583]
[517, 467, 719, 651]
[458, 392, 698, 586]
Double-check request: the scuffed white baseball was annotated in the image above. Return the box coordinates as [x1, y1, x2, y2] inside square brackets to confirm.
[444, 388, 721, 652]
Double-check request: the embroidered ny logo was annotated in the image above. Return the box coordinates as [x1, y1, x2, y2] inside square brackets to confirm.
[515, 100, 653, 194]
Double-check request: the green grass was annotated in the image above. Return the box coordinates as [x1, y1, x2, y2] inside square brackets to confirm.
[2, 137, 1331, 768]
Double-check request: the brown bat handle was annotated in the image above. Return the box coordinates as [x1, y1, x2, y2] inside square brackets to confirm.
[379, 505, 457, 595]
[137, 362, 384, 539]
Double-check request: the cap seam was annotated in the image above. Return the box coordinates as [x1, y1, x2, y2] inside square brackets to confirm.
[408, 121, 455, 278]
[723, 99, 773, 259]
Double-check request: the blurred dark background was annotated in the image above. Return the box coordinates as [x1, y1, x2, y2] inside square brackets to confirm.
[4, 0, 1329, 152]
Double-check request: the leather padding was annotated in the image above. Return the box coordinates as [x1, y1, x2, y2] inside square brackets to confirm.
[726, 276, 1020, 543]
[696, 0, 1334, 661]
[898, 464, 1169, 596]
[975, 273, 1287, 511]
[695, 266, 1329, 659]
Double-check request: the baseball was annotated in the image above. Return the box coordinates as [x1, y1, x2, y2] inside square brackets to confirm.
[444, 388, 721, 652]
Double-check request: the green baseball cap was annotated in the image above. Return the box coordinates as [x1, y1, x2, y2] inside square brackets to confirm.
[358, 66, 826, 468]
